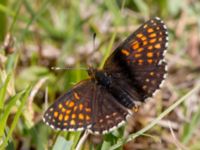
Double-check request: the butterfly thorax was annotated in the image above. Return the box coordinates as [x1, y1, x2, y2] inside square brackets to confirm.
[88, 68, 112, 88]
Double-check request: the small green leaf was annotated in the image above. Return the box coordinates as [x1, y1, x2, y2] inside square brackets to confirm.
[53, 136, 73, 150]
[0, 73, 11, 109]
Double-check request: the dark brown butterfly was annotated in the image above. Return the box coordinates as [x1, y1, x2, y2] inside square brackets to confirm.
[43, 17, 168, 134]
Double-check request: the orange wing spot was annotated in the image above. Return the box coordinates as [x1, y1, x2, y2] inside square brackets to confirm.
[85, 108, 91, 113]
[141, 36, 147, 41]
[79, 104, 83, 110]
[74, 92, 80, 100]
[143, 41, 148, 46]
[64, 115, 69, 121]
[72, 114, 76, 119]
[73, 106, 78, 111]
[150, 72, 154, 76]
[136, 33, 143, 38]
[66, 110, 71, 114]
[70, 120, 76, 125]
[134, 107, 139, 112]
[134, 54, 141, 58]
[121, 49, 130, 56]
[150, 38, 156, 43]
[132, 41, 138, 45]
[65, 101, 69, 106]
[143, 24, 148, 28]
[64, 123, 68, 126]
[133, 106, 139, 112]
[148, 45, 153, 50]
[54, 111, 58, 118]
[155, 43, 161, 49]
[79, 113, 84, 120]
[132, 42, 139, 49]
[138, 48, 143, 52]
[61, 108, 66, 112]
[159, 38, 162, 41]
[86, 115, 90, 121]
[58, 114, 63, 121]
[138, 59, 143, 65]
[147, 28, 154, 33]
[68, 101, 75, 107]
[156, 27, 160, 30]
[148, 59, 153, 64]
[58, 104, 63, 109]
[149, 33, 156, 38]
[147, 52, 153, 57]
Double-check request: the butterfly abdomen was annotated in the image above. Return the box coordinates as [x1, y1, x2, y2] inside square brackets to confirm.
[108, 85, 135, 109]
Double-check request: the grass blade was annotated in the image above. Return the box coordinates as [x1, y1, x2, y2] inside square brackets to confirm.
[1, 86, 31, 148]
[0, 90, 24, 137]
[0, 73, 11, 109]
[99, 32, 116, 69]
[0, 0, 7, 41]
[181, 103, 200, 144]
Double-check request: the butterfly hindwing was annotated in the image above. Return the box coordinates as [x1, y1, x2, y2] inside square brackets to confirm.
[89, 85, 129, 134]
[104, 17, 168, 100]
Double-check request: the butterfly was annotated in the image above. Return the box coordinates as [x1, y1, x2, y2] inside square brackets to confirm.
[43, 17, 168, 134]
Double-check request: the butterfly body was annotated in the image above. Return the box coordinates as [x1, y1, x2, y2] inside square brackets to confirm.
[43, 17, 168, 134]
[89, 68, 136, 109]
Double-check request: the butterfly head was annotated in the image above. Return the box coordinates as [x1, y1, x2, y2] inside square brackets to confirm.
[87, 66, 97, 78]
[87, 66, 112, 88]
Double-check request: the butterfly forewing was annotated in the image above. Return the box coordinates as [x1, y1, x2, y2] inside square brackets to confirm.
[104, 17, 168, 100]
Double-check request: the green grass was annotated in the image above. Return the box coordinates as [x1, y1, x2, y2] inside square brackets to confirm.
[0, 0, 200, 149]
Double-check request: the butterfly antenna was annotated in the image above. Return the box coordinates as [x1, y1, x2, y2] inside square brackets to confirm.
[83, 32, 97, 73]
[51, 33, 97, 72]
[51, 66, 88, 70]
